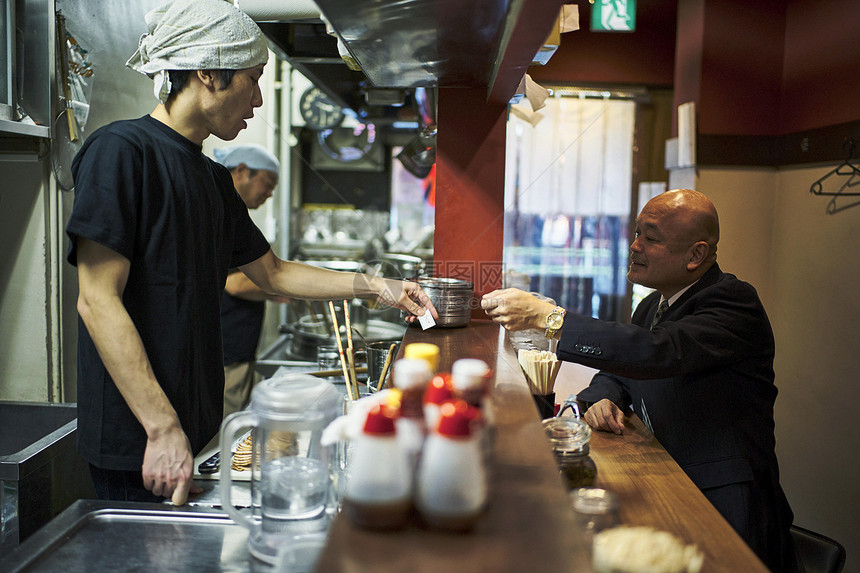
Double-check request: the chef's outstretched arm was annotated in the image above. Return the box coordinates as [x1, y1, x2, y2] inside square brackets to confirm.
[240, 249, 438, 320]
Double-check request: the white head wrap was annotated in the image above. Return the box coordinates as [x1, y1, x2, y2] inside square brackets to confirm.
[126, 0, 269, 103]
[213, 144, 280, 174]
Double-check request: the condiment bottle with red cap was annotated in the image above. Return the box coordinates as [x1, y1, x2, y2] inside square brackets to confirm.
[391, 358, 433, 470]
[415, 399, 487, 531]
[451, 358, 490, 409]
[423, 373, 454, 432]
[342, 404, 411, 530]
[451, 358, 494, 462]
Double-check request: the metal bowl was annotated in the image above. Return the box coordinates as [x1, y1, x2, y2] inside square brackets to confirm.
[416, 277, 474, 327]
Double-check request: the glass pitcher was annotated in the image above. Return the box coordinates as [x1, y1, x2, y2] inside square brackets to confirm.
[220, 374, 343, 564]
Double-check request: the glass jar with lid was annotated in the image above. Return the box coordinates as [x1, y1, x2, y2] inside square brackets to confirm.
[569, 486, 619, 536]
[542, 415, 597, 490]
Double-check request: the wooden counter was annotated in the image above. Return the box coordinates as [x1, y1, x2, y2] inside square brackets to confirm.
[315, 321, 768, 573]
[589, 415, 768, 572]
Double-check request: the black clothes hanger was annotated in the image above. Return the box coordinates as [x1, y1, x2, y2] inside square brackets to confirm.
[810, 139, 860, 214]
[810, 139, 860, 197]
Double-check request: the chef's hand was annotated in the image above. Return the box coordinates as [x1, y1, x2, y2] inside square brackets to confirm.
[375, 278, 439, 324]
[481, 288, 556, 331]
[142, 425, 202, 504]
[582, 399, 626, 435]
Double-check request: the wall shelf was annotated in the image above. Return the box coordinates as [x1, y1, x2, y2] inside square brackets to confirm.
[0, 118, 51, 139]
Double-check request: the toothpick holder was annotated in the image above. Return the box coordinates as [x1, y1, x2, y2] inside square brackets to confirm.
[532, 392, 556, 419]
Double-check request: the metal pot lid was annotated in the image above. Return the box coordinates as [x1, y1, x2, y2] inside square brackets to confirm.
[287, 319, 405, 340]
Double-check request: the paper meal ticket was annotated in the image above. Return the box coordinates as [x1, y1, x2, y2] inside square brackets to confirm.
[418, 311, 436, 330]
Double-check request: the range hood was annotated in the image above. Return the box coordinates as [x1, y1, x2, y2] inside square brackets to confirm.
[252, 0, 564, 129]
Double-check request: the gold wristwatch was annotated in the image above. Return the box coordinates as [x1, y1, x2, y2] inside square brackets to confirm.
[545, 306, 567, 338]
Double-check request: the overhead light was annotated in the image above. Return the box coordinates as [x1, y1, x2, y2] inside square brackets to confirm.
[397, 126, 436, 179]
[392, 121, 420, 130]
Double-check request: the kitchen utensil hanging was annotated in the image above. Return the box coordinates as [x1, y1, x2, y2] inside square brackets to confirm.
[52, 12, 81, 192]
[51, 111, 80, 192]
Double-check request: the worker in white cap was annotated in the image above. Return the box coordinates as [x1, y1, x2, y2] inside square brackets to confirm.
[213, 144, 280, 208]
[66, 0, 437, 505]
[212, 144, 284, 417]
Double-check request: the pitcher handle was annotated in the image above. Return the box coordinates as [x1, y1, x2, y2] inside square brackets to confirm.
[220, 410, 257, 530]
[556, 394, 581, 419]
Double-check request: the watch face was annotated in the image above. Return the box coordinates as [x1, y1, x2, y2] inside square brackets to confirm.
[300, 87, 345, 130]
[547, 311, 565, 329]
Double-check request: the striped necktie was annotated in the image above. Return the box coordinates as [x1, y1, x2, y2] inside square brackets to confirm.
[650, 299, 669, 330]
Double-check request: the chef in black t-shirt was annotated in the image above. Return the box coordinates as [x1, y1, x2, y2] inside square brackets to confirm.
[66, 0, 436, 505]
[212, 144, 286, 418]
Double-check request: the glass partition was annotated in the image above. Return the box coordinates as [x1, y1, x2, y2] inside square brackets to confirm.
[503, 92, 635, 321]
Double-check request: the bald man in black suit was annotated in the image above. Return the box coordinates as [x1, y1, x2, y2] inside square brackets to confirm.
[482, 189, 797, 572]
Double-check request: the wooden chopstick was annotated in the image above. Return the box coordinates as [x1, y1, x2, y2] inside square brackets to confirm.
[343, 300, 359, 396]
[310, 367, 368, 378]
[328, 301, 355, 400]
[376, 342, 397, 391]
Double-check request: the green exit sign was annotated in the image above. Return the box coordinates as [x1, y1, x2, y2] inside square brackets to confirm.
[591, 0, 637, 32]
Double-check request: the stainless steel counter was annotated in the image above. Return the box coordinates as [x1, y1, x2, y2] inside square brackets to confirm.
[0, 402, 94, 555]
[3, 500, 265, 572]
[3, 492, 329, 572]
[5, 459, 327, 571]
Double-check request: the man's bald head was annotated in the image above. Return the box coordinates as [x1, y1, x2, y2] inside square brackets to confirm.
[629, 189, 721, 297]
[644, 189, 719, 263]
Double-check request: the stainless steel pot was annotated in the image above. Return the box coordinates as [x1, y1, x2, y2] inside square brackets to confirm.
[284, 319, 406, 361]
[415, 277, 474, 327]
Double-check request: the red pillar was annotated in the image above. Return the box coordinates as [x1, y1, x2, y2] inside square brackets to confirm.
[434, 87, 508, 318]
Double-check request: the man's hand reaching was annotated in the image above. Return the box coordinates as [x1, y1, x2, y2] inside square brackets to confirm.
[481, 288, 556, 332]
[582, 398, 627, 435]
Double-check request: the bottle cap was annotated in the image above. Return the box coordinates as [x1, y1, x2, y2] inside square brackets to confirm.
[392, 358, 433, 390]
[436, 399, 479, 437]
[423, 373, 454, 405]
[404, 343, 440, 371]
[363, 404, 397, 435]
[451, 358, 490, 390]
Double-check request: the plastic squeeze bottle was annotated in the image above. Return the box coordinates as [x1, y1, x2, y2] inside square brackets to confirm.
[423, 372, 454, 433]
[452, 357, 497, 468]
[342, 404, 412, 530]
[416, 399, 487, 531]
[403, 342, 440, 372]
[391, 358, 433, 469]
[451, 358, 490, 408]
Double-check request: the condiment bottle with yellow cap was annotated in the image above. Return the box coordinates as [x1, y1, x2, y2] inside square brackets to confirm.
[403, 342, 440, 372]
